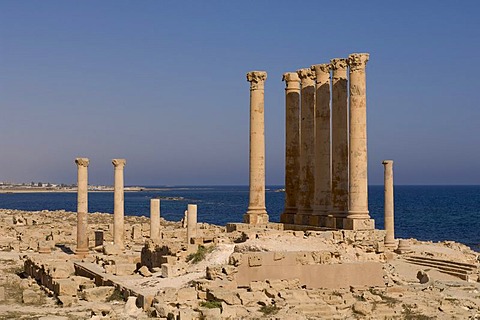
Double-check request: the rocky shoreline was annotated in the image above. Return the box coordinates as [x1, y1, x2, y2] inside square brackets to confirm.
[0, 208, 479, 319]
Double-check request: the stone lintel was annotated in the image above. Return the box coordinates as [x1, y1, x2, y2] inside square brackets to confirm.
[342, 218, 375, 230]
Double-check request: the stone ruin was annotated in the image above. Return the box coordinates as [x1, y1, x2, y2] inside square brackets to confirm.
[8, 52, 480, 319]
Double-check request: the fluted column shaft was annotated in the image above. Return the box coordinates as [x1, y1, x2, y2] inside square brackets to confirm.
[75, 158, 89, 255]
[311, 64, 332, 220]
[150, 199, 160, 243]
[280, 72, 301, 224]
[244, 71, 269, 224]
[330, 59, 349, 220]
[347, 53, 370, 219]
[296, 68, 316, 224]
[112, 159, 126, 249]
[383, 160, 395, 248]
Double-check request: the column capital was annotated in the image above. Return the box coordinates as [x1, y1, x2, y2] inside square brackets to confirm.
[112, 158, 127, 168]
[246, 71, 267, 90]
[330, 58, 348, 71]
[347, 53, 369, 71]
[310, 63, 331, 75]
[296, 68, 315, 85]
[75, 158, 89, 167]
[282, 72, 300, 90]
[311, 64, 331, 83]
[382, 160, 393, 166]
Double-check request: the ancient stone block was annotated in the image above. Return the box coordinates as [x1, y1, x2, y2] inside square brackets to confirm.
[273, 252, 285, 261]
[54, 279, 78, 296]
[199, 306, 221, 319]
[82, 286, 115, 302]
[176, 287, 197, 302]
[0, 286, 4, 302]
[207, 288, 241, 305]
[57, 295, 78, 307]
[138, 265, 152, 277]
[114, 263, 136, 276]
[22, 289, 41, 304]
[161, 263, 176, 278]
[248, 254, 262, 267]
[342, 218, 375, 230]
[324, 217, 337, 229]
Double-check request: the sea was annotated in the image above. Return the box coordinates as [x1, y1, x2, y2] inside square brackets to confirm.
[0, 185, 479, 252]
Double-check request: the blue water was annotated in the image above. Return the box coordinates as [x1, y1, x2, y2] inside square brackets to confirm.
[1, 185, 479, 251]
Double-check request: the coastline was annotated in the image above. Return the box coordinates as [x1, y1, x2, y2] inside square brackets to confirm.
[0, 187, 166, 194]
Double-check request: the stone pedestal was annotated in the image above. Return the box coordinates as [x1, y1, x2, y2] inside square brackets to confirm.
[346, 53, 371, 226]
[187, 204, 197, 245]
[295, 68, 316, 225]
[383, 160, 396, 249]
[330, 58, 349, 228]
[112, 159, 126, 249]
[75, 158, 89, 256]
[150, 199, 161, 243]
[311, 64, 332, 225]
[244, 71, 269, 225]
[280, 72, 301, 224]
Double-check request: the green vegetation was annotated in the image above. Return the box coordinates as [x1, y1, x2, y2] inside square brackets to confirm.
[199, 300, 222, 309]
[259, 305, 280, 316]
[402, 304, 435, 320]
[186, 245, 215, 264]
[106, 288, 124, 302]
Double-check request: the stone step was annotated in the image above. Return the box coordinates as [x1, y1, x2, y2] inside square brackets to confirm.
[405, 255, 477, 271]
[403, 256, 477, 281]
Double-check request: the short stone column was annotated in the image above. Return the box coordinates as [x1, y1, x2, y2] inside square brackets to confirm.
[295, 68, 316, 225]
[187, 204, 197, 245]
[345, 53, 374, 230]
[244, 71, 269, 225]
[150, 199, 161, 243]
[75, 158, 89, 256]
[280, 72, 301, 225]
[383, 160, 396, 249]
[330, 58, 349, 228]
[311, 63, 332, 226]
[112, 159, 126, 249]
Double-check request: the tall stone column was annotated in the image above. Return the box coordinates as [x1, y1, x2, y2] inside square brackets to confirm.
[150, 199, 161, 243]
[330, 58, 348, 228]
[295, 68, 316, 225]
[383, 160, 396, 249]
[280, 72, 301, 225]
[311, 63, 332, 226]
[75, 158, 89, 256]
[112, 159, 126, 249]
[244, 71, 269, 225]
[187, 204, 197, 245]
[345, 53, 374, 230]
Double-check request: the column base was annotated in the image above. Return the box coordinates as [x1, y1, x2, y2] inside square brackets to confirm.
[342, 218, 375, 230]
[293, 214, 311, 225]
[243, 213, 269, 225]
[280, 212, 295, 224]
[384, 238, 397, 250]
[75, 248, 89, 257]
[346, 210, 370, 220]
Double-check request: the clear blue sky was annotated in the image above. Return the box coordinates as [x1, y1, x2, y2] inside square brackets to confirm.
[1, 1, 479, 186]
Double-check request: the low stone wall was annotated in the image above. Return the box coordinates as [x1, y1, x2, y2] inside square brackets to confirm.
[234, 251, 384, 288]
